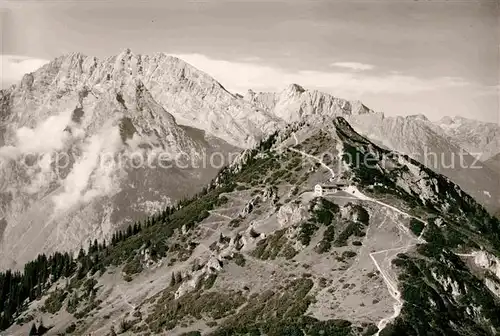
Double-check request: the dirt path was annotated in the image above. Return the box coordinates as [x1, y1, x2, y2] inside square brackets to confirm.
[207, 210, 233, 220]
[288, 143, 427, 335]
[343, 186, 425, 334]
[288, 147, 336, 178]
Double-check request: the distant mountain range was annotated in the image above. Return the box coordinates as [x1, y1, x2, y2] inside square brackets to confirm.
[346, 113, 500, 214]
[434, 115, 500, 161]
[1, 49, 500, 336]
[0, 49, 499, 271]
[486, 153, 500, 173]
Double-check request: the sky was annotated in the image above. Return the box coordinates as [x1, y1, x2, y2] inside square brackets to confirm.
[0, 0, 498, 123]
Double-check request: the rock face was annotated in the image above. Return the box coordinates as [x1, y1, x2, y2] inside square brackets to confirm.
[2, 50, 282, 149]
[277, 202, 308, 228]
[485, 153, 500, 174]
[472, 250, 500, 279]
[467, 250, 500, 298]
[434, 116, 500, 161]
[1, 49, 499, 271]
[0, 50, 242, 270]
[244, 83, 372, 123]
[344, 113, 500, 213]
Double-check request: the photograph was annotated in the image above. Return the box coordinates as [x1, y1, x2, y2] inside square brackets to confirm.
[0, 0, 499, 335]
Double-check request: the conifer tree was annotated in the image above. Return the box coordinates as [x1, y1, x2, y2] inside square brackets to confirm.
[29, 323, 37, 335]
[175, 271, 182, 284]
[126, 225, 133, 237]
[170, 272, 176, 286]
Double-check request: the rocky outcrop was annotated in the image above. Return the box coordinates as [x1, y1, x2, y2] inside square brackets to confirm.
[174, 255, 224, 299]
[466, 250, 500, 298]
[239, 201, 254, 218]
[277, 202, 308, 229]
[262, 186, 278, 204]
[472, 250, 500, 279]
[431, 271, 462, 297]
[239, 195, 262, 218]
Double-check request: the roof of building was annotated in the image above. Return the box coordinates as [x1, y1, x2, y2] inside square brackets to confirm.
[316, 182, 348, 187]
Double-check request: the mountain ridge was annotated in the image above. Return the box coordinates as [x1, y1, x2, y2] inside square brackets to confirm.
[1, 116, 500, 336]
[2, 49, 282, 149]
[1, 49, 499, 271]
[0, 50, 245, 270]
[433, 115, 500, 161]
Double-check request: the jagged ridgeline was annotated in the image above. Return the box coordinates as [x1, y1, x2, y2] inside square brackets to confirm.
[333, 117, 500, 335]
[1, 117, 499, 335]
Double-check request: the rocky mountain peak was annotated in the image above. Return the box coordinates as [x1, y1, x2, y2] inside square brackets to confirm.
[2, 50, 284, 149]
[116, 47, 133, 58]
[433, 115, 500, 161]
[350, 100, 373, 115]
[406, 113, 429, 122]
[438, 115, 458, 125]
[2, 51, 500, 336]
[25, 49, 225, 99]
[283, 83, 306, 96]
[247, 85, 376, 126]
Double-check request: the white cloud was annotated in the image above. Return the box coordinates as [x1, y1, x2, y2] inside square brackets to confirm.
[0, 109, 124, 212]
[52, 124, 123, 212]
[0, 109, 72, 160]
[293, 70, 467, 95]
[171, 53, 282, 93]
[15, 111, 72, 153]
[170, 53, 468, 96]
[0, 55, 50, 89]
[330, 62, 375, 71]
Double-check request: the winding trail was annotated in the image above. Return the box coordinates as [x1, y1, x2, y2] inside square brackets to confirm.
[207, 210, 233, 220]
[288, 147, 336, 178]
[289, 143, 427, 335]
[343, 186, 425, 335]
[369, 246, 411, 333]
[455, 253, 476, 258]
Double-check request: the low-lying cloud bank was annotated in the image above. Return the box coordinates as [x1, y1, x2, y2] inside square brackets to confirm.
[0, 108, 124, 213]
[0, 109, 73, 160]
[53, 124, 123, 212]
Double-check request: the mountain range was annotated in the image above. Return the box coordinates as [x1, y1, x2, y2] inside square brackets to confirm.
[434, 115, 500, 161]
[0, 49, 499, 336]
[0, 50, 379, 270]
[1, 114, 499, 336]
